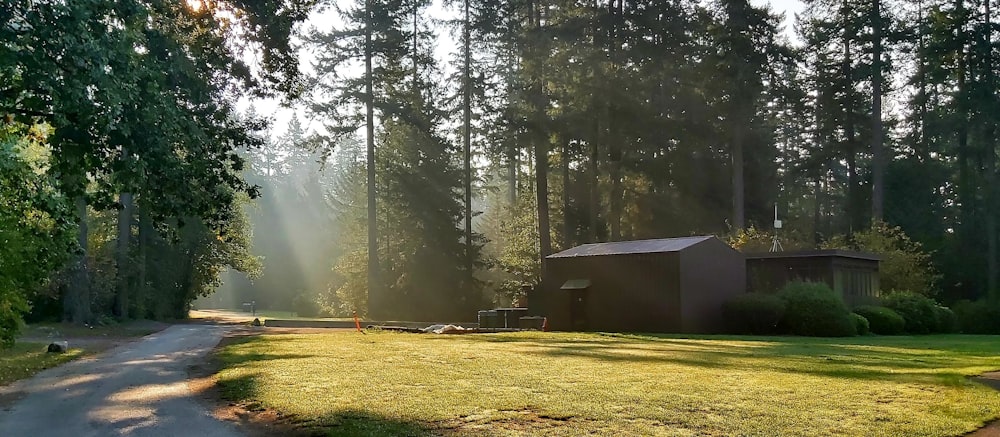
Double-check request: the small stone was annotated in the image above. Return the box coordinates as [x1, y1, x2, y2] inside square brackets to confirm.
[47, 341, 69, 353]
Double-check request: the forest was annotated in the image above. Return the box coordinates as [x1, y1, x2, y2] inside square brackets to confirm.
[2, 0, 1000, 344]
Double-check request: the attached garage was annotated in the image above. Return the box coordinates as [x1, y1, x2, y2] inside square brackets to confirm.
[533, 236, 746, 333]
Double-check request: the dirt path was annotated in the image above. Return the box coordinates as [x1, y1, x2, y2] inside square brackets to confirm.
[969, 372, 1000, 436]
[0, 324, 241, 437]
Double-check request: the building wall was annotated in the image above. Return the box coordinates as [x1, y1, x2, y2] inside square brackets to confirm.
[679, 239, 747, 333]
[746, 255, 880, 307]
[542, 253, 680, 332]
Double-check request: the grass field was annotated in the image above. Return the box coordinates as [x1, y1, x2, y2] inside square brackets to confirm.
[1, 321, 163, 387]
[0, 343, 84, 386]
[215, 332, 1000, 436]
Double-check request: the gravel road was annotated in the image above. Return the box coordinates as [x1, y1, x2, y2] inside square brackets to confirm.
[0, 324, 240, 437]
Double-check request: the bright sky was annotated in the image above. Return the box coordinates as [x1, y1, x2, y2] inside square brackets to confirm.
[757, 0, 806, 35]
[249, 0, 806, 140]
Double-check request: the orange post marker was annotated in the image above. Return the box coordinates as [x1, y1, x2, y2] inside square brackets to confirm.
[541, 317, 548, 332]
[353, 311, 362, 333]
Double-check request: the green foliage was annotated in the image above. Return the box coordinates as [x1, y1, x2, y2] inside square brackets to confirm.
[726, 226, 814, 253]
[481, 194, 546, 306]
[934, 305, 958, 334]
[853, 305, 905, 335]
[721, 293, 786, 335]
[851, 313, 870, 336]
[824, 223, 939, 296]
[880, 291, 940, 335]
[952, 300, 1000, 334]
[777, 282, 856, 337]
[0, 127, 75, 347]
[292, 292, 322, 318]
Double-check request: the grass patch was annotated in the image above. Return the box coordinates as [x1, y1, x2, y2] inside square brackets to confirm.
[0, 343, 84, 386]
[215, 332, 1000, 436]
[21, 322, 160, 339]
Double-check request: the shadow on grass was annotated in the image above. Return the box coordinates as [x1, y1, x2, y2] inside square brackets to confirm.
[444, 332, 1000, 387]
[218, 369, 436, 437]
[215, 336, 316, 367]
[313, 409, 437, 437]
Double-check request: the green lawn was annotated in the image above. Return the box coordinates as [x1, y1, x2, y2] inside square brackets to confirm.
[215, 332, 1000, 436]
[20, 322, 161, 339]
[2, 321, 163, 387]
[0, 343, 84, 386]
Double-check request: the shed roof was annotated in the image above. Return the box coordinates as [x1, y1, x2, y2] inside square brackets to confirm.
[547, 236, 715, 258]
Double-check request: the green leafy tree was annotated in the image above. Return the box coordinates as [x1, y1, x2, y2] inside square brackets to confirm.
[0, 124, 74, 347]
[824, 222, 940, 295]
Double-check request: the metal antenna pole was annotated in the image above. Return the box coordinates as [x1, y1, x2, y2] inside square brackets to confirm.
[771, 204, 783, 252]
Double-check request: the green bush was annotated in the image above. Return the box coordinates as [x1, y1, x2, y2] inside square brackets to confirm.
[851, 313, 870, 335]
[880, 291, 938, 334]
[953, 300, 1000, 334]
[933, 305, 958, 333]
[777, 282, 856, 337]
[722, 293, 787, 335]
[853, 305, 905, 335]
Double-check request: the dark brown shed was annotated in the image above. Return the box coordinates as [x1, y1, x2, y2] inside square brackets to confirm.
[745, 250, 881, 306]
[532, 236, 745, 333]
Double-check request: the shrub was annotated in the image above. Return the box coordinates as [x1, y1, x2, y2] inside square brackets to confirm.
[853, 305, 905, 335]
[777, 282, 856, 337]
[933, 305, 958, 333]
[851, 313, 870, 335]
[953, 299, 1000, 334]
[722, 293, 787, 335]
[881, 291, 938, 334]
[292, 293, 322, 318]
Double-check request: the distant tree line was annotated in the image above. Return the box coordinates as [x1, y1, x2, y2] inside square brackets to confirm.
[301, 0, 1000, 318]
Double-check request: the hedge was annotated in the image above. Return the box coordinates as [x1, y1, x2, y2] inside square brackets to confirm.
[851, 313, 871, 336]
[853, 305, 905, 335]
[953, 299, 1000, 334]
[880, 291, 939, 334]
[777, 282, 856, 337]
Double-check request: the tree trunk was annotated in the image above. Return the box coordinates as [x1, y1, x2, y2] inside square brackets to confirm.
[731, 123, 745, 231]
[530, 0, 552, 273]
[842, 8, 861, 233]
[365, 0, 380, 317]
[847, 145, 859, 233]
[588, 123, 600, 243]
[463, 0, 474, 287]
[66, 196, 92, 324]
[136, 205, 152, 320]
[813, 174, 822, 244]
[588, 0, 602, 243]
[114, 191, 133, 319]
[508, 144, 517, 206]
[870, 0, 885, 223]
[985, 0, 997, 300]
[956, 0, 975, 282]
[608, 119, 622, 240]
[562, 140, 571, 247]
[607, 0, 623, 241]
[916, 0, 929, 162]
